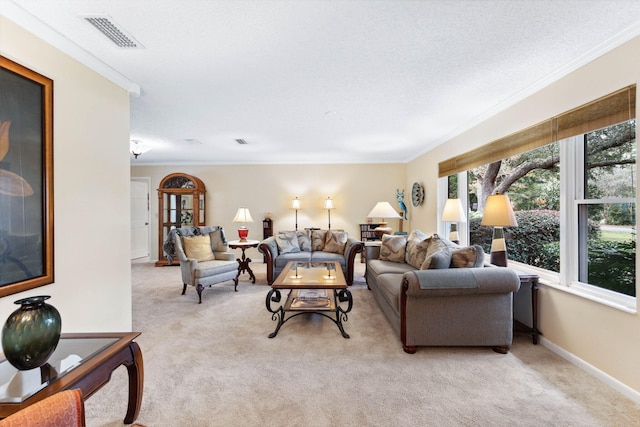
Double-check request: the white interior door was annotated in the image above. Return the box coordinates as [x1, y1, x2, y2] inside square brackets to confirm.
[131, 180, 150, 259]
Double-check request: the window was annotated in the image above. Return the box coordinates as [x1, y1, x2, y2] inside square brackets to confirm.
[575, 121, 636, 297]
[459, 119, 636, 302]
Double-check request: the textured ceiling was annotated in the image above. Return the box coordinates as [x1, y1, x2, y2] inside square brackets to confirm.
[5, 0, 640, 165]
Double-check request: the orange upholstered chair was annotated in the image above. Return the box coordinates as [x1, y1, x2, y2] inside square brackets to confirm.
[0, 388, 85, 427]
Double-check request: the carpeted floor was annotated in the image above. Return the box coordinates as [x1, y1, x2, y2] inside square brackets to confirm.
[84, 259, 640, 426]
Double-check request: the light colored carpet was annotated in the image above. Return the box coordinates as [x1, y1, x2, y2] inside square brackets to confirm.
[84, 260, 640, 426]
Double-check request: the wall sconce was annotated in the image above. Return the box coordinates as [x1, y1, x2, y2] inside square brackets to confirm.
[323, 197, 335, 229]
[130, 140, 152, 158]
[291, 197, 301, 230]
[367, 201, 402, 237]
[232, 207, 254, 242]
[481, 193, 518, 266]
[441, 198, 467, 244]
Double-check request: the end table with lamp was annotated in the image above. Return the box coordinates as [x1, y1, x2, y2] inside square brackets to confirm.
[228, 239, 260, 283]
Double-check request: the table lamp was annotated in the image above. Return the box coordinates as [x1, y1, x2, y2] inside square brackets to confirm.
[367, 201, 402, 237]
[324, 197, 335, 229]
[291, 197, 301, 230]
[233, 207, 254, 242]
[441, 198, 466, 244]
[481, 193, 518, 266]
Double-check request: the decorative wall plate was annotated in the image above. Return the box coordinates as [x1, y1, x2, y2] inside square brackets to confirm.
[411, 182, 424, 207]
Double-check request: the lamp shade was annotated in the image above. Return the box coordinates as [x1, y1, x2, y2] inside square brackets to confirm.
[323, 197, 335, 210]
[441, 198, 466, 222]
[367, 202, 402, 219]
[291, 197, 301, 210]
[232, 207, 254, 223]
[481, 194, 518, 227]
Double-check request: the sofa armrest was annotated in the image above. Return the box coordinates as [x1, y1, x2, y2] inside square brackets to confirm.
[214, 252, 235, 261]
[402, 267, 520, 297]
[258, 236, 279, 285]
[343, 237, 363, 260]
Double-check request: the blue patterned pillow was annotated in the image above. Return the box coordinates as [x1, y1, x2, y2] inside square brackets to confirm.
[276, 231, 301, 254]
[379, 234, 408, 263]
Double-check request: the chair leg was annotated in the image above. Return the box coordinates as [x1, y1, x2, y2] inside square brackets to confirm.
[196, 284, 204, 304]
[233, 278, 238, 292]
[182, 283, 187, 295]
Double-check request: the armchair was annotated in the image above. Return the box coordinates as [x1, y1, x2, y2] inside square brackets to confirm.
[164, 226, 240, 303]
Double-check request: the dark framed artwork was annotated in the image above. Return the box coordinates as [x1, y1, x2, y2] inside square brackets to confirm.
[0, 55, 54, 296]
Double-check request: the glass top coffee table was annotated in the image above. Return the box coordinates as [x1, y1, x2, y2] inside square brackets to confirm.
[265, 261, 353, 338]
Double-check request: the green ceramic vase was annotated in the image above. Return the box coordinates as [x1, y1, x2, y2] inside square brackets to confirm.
[2, 295, 62, 370]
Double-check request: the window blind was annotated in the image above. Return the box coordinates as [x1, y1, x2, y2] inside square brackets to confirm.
[439, 85, 636, 177]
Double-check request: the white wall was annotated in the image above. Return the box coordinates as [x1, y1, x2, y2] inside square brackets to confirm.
[408, 35, 640, 394]
[131, 163, 406, 262]
[0, 17, 132, 331]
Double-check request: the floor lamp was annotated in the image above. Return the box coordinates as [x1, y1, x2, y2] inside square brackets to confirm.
[324, 197, 335, 229]
[291, 197, 301, 230]
[441, 198, 466, 244]
[481, 193, 518, 267]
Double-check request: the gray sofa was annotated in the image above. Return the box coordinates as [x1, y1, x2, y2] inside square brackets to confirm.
[258, 229, 362, 285]
[366, 232, 520, 354]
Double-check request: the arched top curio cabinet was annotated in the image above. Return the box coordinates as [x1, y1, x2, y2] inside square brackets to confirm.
[156, 173, 206, 266]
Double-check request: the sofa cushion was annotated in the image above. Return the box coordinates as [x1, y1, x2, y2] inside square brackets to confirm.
[405, 230, 430, 269]
[450, 245, 485, 268]
[275, 251, 312, 268]
[182, 235, 215, 261]
[296, 230, 312, 252]
[311, 251, 346, 265]
[311, 230, 327, 251]
[420, 235, 451, 269]
[379, 234, 408, 262]
[276, 231, 301, 254]
[367, 259, 416, 276]
[324, 230, 348, 253]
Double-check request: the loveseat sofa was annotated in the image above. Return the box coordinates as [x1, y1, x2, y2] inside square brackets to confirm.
[366, 231, 520, 354]
[258, 229, 363, 285]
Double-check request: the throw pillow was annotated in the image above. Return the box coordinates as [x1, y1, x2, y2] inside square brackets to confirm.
[182, 235, 215, 262]
[450, 245, 485, 268]
[379, 234, 408, 263]
[296, 230, 312, 252]
[311, 230, 327, 251]
[276, 231, 301, 254]
[324, 230, 349, 254]
[405, 230, 430, 268]
[420, 234, 451, 269]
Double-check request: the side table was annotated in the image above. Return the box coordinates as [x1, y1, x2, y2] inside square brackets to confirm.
[228, 239, 260, 284]
[513, 270, 540, 344]
[0, 332, 143, 424]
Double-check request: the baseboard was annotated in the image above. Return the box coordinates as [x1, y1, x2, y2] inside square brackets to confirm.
[541, 337, 640, 404]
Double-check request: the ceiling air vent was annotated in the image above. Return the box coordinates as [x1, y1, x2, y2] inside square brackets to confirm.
[235, 138, 248, 145]
[83, 15, 143, 48]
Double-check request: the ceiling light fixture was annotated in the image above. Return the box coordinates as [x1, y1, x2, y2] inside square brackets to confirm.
[235, 138, 248, 145]
[82, 15, 143, 48]
[130, 140, 152, 159]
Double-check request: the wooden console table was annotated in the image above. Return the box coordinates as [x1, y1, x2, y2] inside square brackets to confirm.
[0, 332, 143, 424]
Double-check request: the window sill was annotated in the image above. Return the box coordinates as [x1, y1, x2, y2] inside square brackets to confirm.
[507, 261, 637, 314]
